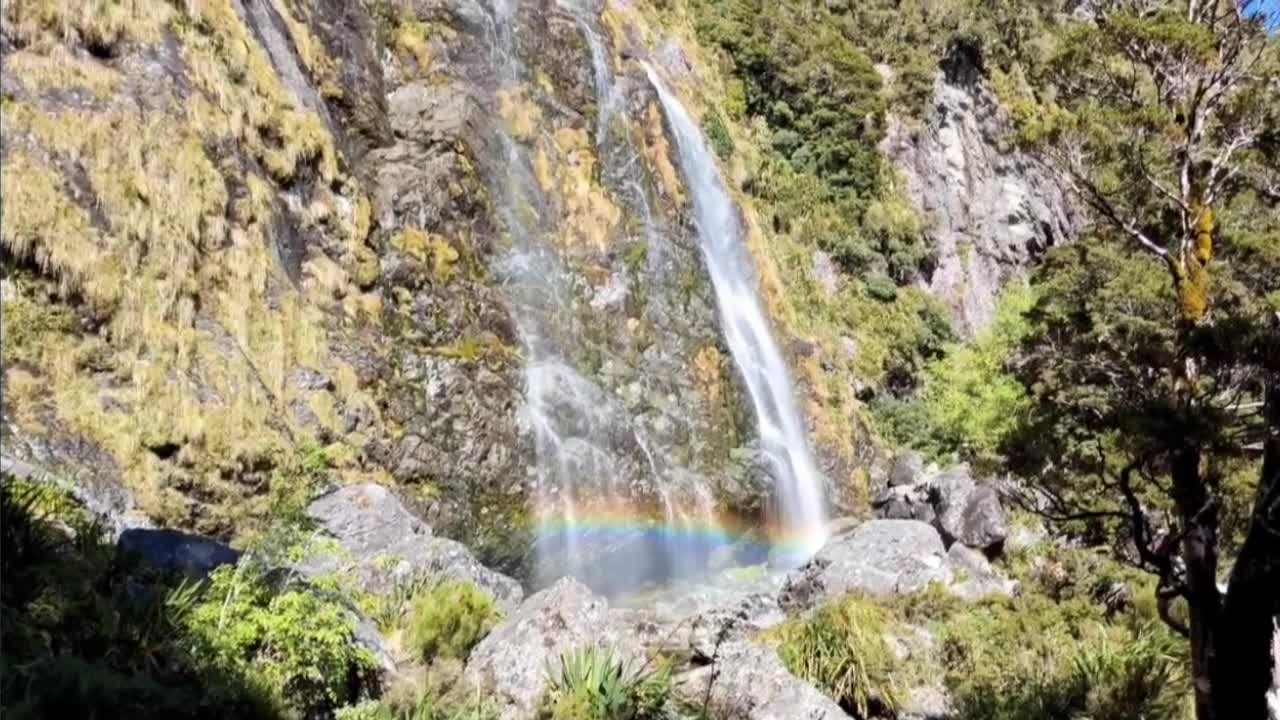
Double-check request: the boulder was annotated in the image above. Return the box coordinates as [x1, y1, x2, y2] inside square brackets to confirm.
[929, 466, 1008, 551]
[872, 484, 936, 524]
[116, 528, 241, 578]
[302, 484, 522, 609]
[463, 578, 643, 720]
[675, 641, 852, 720]
[946, 543, 1016, 601]
[889, 451, 925, 487]
[780, 520, 952, 611]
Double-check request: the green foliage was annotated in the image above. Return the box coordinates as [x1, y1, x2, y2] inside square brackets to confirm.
[405, 580, 501, 663]
[0, 477, 275, 719]
[935, 595, 1190, 720]
[537, 647, 671, 720]
[701, 106, 735, 161]
[690, 0, 886, 197]
[772, 596, 900, 718]
[183, 560, 379, 718]
[873, 286, 1034, 469]
[0, 475, 380, 720]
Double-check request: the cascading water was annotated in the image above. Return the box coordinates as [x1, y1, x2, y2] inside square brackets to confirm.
[642, 63, 829, 559]
[481, 0, 826, 595]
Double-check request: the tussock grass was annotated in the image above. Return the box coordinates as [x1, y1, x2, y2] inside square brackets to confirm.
[0, 0, 371, 531]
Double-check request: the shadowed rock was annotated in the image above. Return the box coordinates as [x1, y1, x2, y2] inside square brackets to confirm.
[301, 484, 523, 609]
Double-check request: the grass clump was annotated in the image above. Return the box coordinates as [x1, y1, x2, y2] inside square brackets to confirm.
[537, 647, 672, 720]
[771, 596, 901, 718]
[405, 580, 502, 663]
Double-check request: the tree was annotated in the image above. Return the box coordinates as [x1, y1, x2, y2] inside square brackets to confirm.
[1004, 2, 1280, 718]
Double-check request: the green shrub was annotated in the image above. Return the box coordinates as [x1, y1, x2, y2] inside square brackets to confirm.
[702, 107, 735, 161]
[184, 561, 380, 718]
[0, 477, 276, 720]
[935, 594, 1190, 720]
[406, 580, 502, 662]
[537, 647, 671, 720]
[771, 597, 900, 718]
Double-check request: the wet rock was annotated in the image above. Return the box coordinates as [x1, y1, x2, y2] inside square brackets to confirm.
[301, 484, 523, 609]
[929, 466, 1008, 552]
[117, 528, 241, 578]
[464, 578, 642, 720]
[780, 520, 952, 611]
[675, 641, 852, 720]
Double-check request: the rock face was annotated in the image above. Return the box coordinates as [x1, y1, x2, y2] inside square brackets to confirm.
[116, 528, 241, 578]
[676, 641, 852, 720]
[882, 50, 1078, 336]
[464, 578, 642, 720]
[780, 520, 953, 610]
[302, 484, 523, 609]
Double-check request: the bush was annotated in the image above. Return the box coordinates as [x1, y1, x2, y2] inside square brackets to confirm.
[936, 594, 1190, 720]
[182, 560, 380, 718]
[0, 478, 275, 720]
[406, 581, 502, 663]
[771, 597, 900, 718]
[537, 647, 671, 720]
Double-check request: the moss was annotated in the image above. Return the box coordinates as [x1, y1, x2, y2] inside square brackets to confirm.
[392, 228, 460, 284]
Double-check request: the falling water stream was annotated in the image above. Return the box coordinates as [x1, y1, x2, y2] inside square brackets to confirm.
[484, 0, 826, 595]
[642, 64, 829, 560]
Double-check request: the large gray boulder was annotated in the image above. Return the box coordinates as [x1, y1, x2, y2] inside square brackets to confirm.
[929, 466, 1008, 551]
[463, 578, 643, 720]
[302, 484, 522, 609]
[675, 641, 852, 720]
[116, 528, 241, 578]
[780, 520, 952, 611]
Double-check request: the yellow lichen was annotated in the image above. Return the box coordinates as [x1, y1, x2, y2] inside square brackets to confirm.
[497, 86, 543, 142]
[393, 17, 433, 73]
[692, 346, 725, 408]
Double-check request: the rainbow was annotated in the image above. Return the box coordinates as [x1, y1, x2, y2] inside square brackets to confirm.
[531, 499, 825, 558]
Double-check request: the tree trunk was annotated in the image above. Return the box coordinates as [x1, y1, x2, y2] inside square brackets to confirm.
[1211, 385, 1280, 720]
[1171, 441, 1222, 720]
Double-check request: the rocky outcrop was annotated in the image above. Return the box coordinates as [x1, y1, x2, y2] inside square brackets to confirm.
[872, 457, 1010, 555]
[780, 520, 953, 610]
[463, 578, 642, 720]
[882, 51, 1078, 336]
[301, 484, 523, 609]
[676, 641, 852, 720]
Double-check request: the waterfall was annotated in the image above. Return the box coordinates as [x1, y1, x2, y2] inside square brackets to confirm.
[480, 0, 825, 595]
[642, 63, 829, 559]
